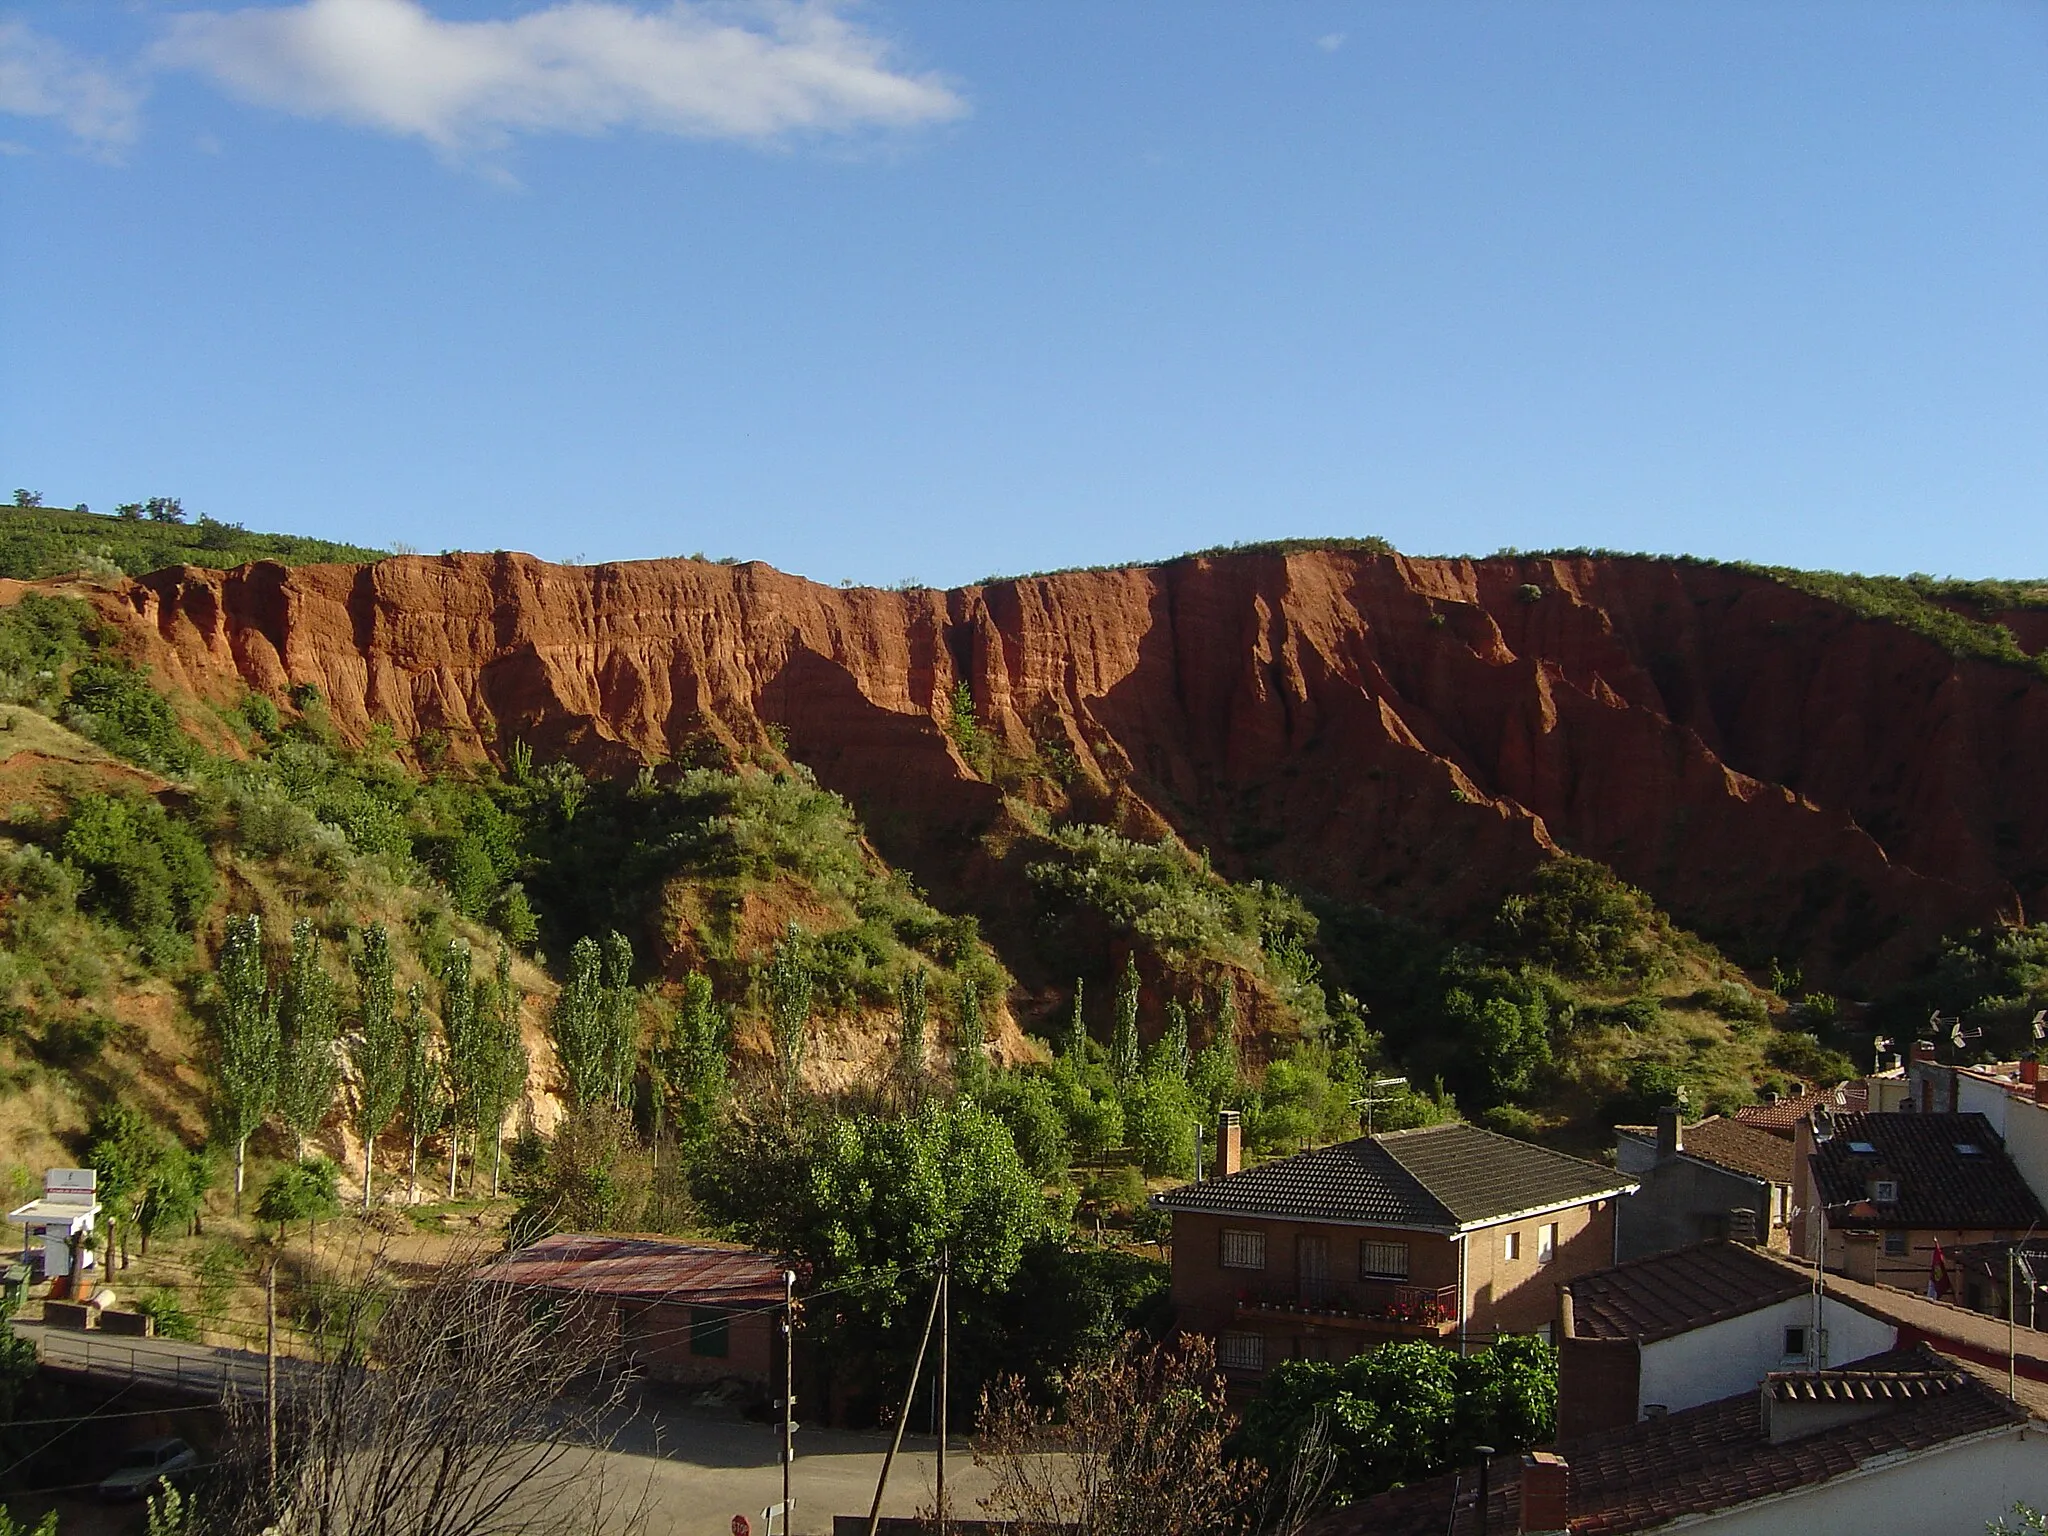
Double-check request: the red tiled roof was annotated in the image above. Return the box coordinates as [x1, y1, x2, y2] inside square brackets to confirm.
[1734, 1083, 1867, 1136]
[477, 1234, 788, 1307]
[1311, 1345, 2024, 1536]
[1565, 1242, 1811, 1343]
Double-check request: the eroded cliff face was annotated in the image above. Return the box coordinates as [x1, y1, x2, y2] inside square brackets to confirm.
[110, 548, 2048, 987]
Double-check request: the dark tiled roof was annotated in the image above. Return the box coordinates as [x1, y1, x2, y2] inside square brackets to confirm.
[1565, 1242, 1811, 1343]
[477, 1234, 787, 1306]
[1155, 1122, 1632, 1232]
[1155, 1136, 1456, 1229]
[1735, 1082, 1869, 1137]
[1310, 1346, 2024, 1536]
[1810, 1113, 2046, 1230]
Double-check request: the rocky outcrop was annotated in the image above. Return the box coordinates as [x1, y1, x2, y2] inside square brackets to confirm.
[108, 548, 2048, 988]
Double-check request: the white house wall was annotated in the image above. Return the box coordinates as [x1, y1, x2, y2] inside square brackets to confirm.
[1675, 1429, 2048, 1535]
[2001, 1095, 2048, 1210]
[1637, 1297, 1898, 1416]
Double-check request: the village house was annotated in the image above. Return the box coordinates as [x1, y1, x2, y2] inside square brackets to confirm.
[1903, 1045, 2048, 1202]
[478, 1234, 788, 1396]
[1555, 1240, 1898, 1436]
[1313, 1344, 2048, 1536]
[1153, 1115, 1635, 1381]
[1612, 1109, 1794, 1259]
[1790, 1111, 2047, 1291]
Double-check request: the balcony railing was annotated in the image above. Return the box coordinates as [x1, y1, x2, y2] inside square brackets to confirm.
[1236, 1279, 1458, 1331]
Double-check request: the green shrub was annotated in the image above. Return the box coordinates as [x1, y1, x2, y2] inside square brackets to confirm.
[135, 1289, 198, 1341]
[63, 660, 195, 771]
[1765, 1030, 1855, 1084]
[58, 792, 214, 958]
[1492, 857, 1670, 983]
[34, 1012, 111, 1069]
[0, 594, 98, 706]
[1697, 981, 1769, 1027]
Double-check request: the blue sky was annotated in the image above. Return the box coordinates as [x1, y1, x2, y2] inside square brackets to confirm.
[2, 2, 2043, 588]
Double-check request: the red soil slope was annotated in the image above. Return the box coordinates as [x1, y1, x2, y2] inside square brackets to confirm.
[109, 548, 2048, 988]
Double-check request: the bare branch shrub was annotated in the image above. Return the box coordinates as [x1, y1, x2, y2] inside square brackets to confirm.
[201, 1253, 645, 1536]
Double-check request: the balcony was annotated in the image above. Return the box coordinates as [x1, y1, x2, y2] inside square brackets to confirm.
[1235, 1279, 1459, 1337]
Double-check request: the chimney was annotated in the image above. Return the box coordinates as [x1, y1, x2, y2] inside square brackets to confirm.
[1656, 1105, 1683, 1162]
[1910, 1039, 1937, 1066]
[1519, 1451, 1570, 1535]
[2023, 1055, 2040, 1088]
[1216, 1111, 1241, 1178]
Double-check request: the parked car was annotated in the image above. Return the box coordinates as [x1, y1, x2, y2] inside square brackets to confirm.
[97, 1437, 198, 1501]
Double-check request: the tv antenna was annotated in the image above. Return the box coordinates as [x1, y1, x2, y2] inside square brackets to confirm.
[1350, 1077, 1410, 1136]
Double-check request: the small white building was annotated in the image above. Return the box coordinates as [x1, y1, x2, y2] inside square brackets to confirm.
[8, 1168, 100, 1291]
[1558, 1240, 1897, 1437]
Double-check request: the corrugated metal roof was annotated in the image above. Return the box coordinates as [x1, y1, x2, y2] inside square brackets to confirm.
[478, 1235, 788, 1307]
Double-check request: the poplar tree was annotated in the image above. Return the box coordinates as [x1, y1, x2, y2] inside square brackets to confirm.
[348, 922, 404, 1211]
[1192, 986, 1241, 1115]
[276, 919, 342, 1160]
[954, 977, 987, 1096]
[767, 921, 814, 1121]
[471, 947, 528, 1197]
[549, 936, 607, 1110]
[599, 931, 638, 1110]
[439, 941, 479, 1198]
[897, 968, 928, 1100]
[1109, 955, 1142, 1086]
[1152, 999, 1191, 1082]
[1062, 978, 1088, 1066]
[652, 972, 729, 1153]
[211, 913, 279, 1212]
[398, 985, 441, 1202]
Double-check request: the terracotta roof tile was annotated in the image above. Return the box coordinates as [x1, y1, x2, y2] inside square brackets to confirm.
[1311, 1345, 2025, 1536]
[477, 1234, 787, 1307]
[1155, 1122, 1633, 1232]
[1674, 1117, 1795, 1184]
[1565, 1242, 1812, 1343]
[1736, 1083, 1869, 1137]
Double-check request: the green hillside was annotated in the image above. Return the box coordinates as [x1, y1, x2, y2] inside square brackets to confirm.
[0, 497, 384, 580]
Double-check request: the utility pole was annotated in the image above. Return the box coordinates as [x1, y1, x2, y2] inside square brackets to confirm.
[265, 1258, 279, 1516]
[782, 1268, 796, 1530]
[937, 1250, 949, 1536]
[864, 1269, 943, 1536]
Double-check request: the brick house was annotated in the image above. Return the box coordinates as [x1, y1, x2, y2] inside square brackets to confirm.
[1153, 1117, 1635, 1382]
[1790, 1111, 2047, 1291]
[480, 1234, 788, 1393]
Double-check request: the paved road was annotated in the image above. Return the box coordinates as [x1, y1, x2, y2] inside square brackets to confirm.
[18, 1323, 994, 1535]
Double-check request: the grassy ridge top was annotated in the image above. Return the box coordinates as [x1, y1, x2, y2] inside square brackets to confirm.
[0, 502, 385, 580]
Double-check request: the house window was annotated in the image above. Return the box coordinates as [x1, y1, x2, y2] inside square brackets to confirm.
[1883, 1231, 1909, 1258]
[1360, 1241, 1410, 1281]
[1504, 1230, 1522, 1262]
[688, 1307, 730, 1358]
[1872, 1180, 1900, 1204]
[1221, 1229, 1267, 1270]
[1217, 1332, 1265, 1372]
[1782, 1325, 1808, 1360]
[1538, 1223, 1559, 1263]
[1533, 1322, 1555, 1345]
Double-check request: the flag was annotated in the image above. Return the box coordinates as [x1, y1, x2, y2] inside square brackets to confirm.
[1928, 1241, 1953, 1301]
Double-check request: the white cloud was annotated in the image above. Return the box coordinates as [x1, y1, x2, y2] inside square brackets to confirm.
[153, 0, 966, 157]
[1314, 32, 1345, 53]
[0, 20, 143, 154]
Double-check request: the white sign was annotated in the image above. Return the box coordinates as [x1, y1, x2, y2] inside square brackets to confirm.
[44, 1169, 95, 1200]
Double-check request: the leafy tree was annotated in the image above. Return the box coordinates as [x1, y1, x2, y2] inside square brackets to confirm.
[276, 918, 342, 1159]
[510, 1103, 646, 1246]
[470, 946, 528, 1196]
[1492, 856, 1668, 983]
[1439, 964, 1553, 1107]
[1059, 1065, 1126, 1167]
[1061, 977, 1088, 1065]
[1190, 987, 1241, 1115]
[598, 930, 637, 1109]
[85, 1102, 165, 1269]
[136, 1147, 207, 1252]
[1237, 1334, 1556, 1502]
[1109, 955, 1141, 1085]
[897, 966, 928, 1100]
[981, 1071, 1072, 1180]
[652, 972, 729, 1153]
[348, 922, 404, 1210]
[0, 1507, 55, 1536]
[211, 913, 280, 1211]
[398, 984, 441, 1200]
[954, 976, 988, 1096]
[1150, 999, 1190, 1081]
[438, 942, 480, 1197]
[547, 931, 637, 1112]
[1124, 1069, 1198, 1177]
[255, 1157, 340, 1249]
[767, 920, 814, 1119]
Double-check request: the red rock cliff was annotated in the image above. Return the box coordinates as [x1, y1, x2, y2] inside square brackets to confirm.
[112, 548, 2048, 987]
